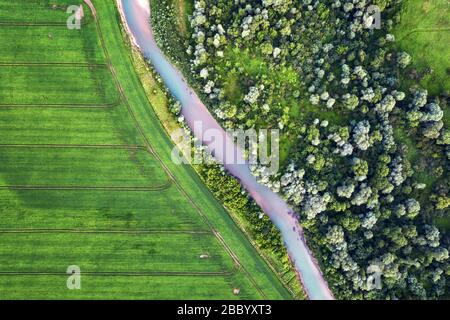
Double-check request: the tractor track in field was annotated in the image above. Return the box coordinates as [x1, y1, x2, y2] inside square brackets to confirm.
[0, 228, 211, 235]
[0, 271, 232, 277]
[0, 62, 121, 108]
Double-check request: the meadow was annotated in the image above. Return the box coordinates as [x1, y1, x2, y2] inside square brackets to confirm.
[0, 0, 291, 299]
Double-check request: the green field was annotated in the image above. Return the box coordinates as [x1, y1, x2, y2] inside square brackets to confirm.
[0, 0, 292, 299]
[393, 0, 450, 95]
[0, 1, 92, 24]
[0, 233, 232, 272]
[0, 65, 119, 105]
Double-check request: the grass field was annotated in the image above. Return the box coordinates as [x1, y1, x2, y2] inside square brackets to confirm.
[436, 216, 450, 232]
[0, 146, 170, 188]
[0, 107, 142, 145]
[392, 0, 450, 96]
[0, 188, 208, 231]
[0, 232, 232, 272]
[0, 0, 92, 24]
[0, 0, 292, 299]
[0, 25, 103, 63]
[0, 273, 264, 299]
[148, 0, 304, 298]
[0, 64, 119, 105]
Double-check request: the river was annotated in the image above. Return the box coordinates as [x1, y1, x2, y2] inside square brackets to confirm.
[117, 0, 334, 300]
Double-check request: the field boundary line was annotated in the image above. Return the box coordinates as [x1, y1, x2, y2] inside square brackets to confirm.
[0, 62, 107, 67]
[0, 144, 145, 150]
[0, 100, 121, 109]
[398, 27, 450, 41]
[0, 183, 172, 192]
[85, 0, 268, 299]
[209, 188, 300, 298]
[0, 228, 211, 235]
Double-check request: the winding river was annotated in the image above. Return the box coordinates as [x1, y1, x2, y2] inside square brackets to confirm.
[118, 0, 334, 300]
